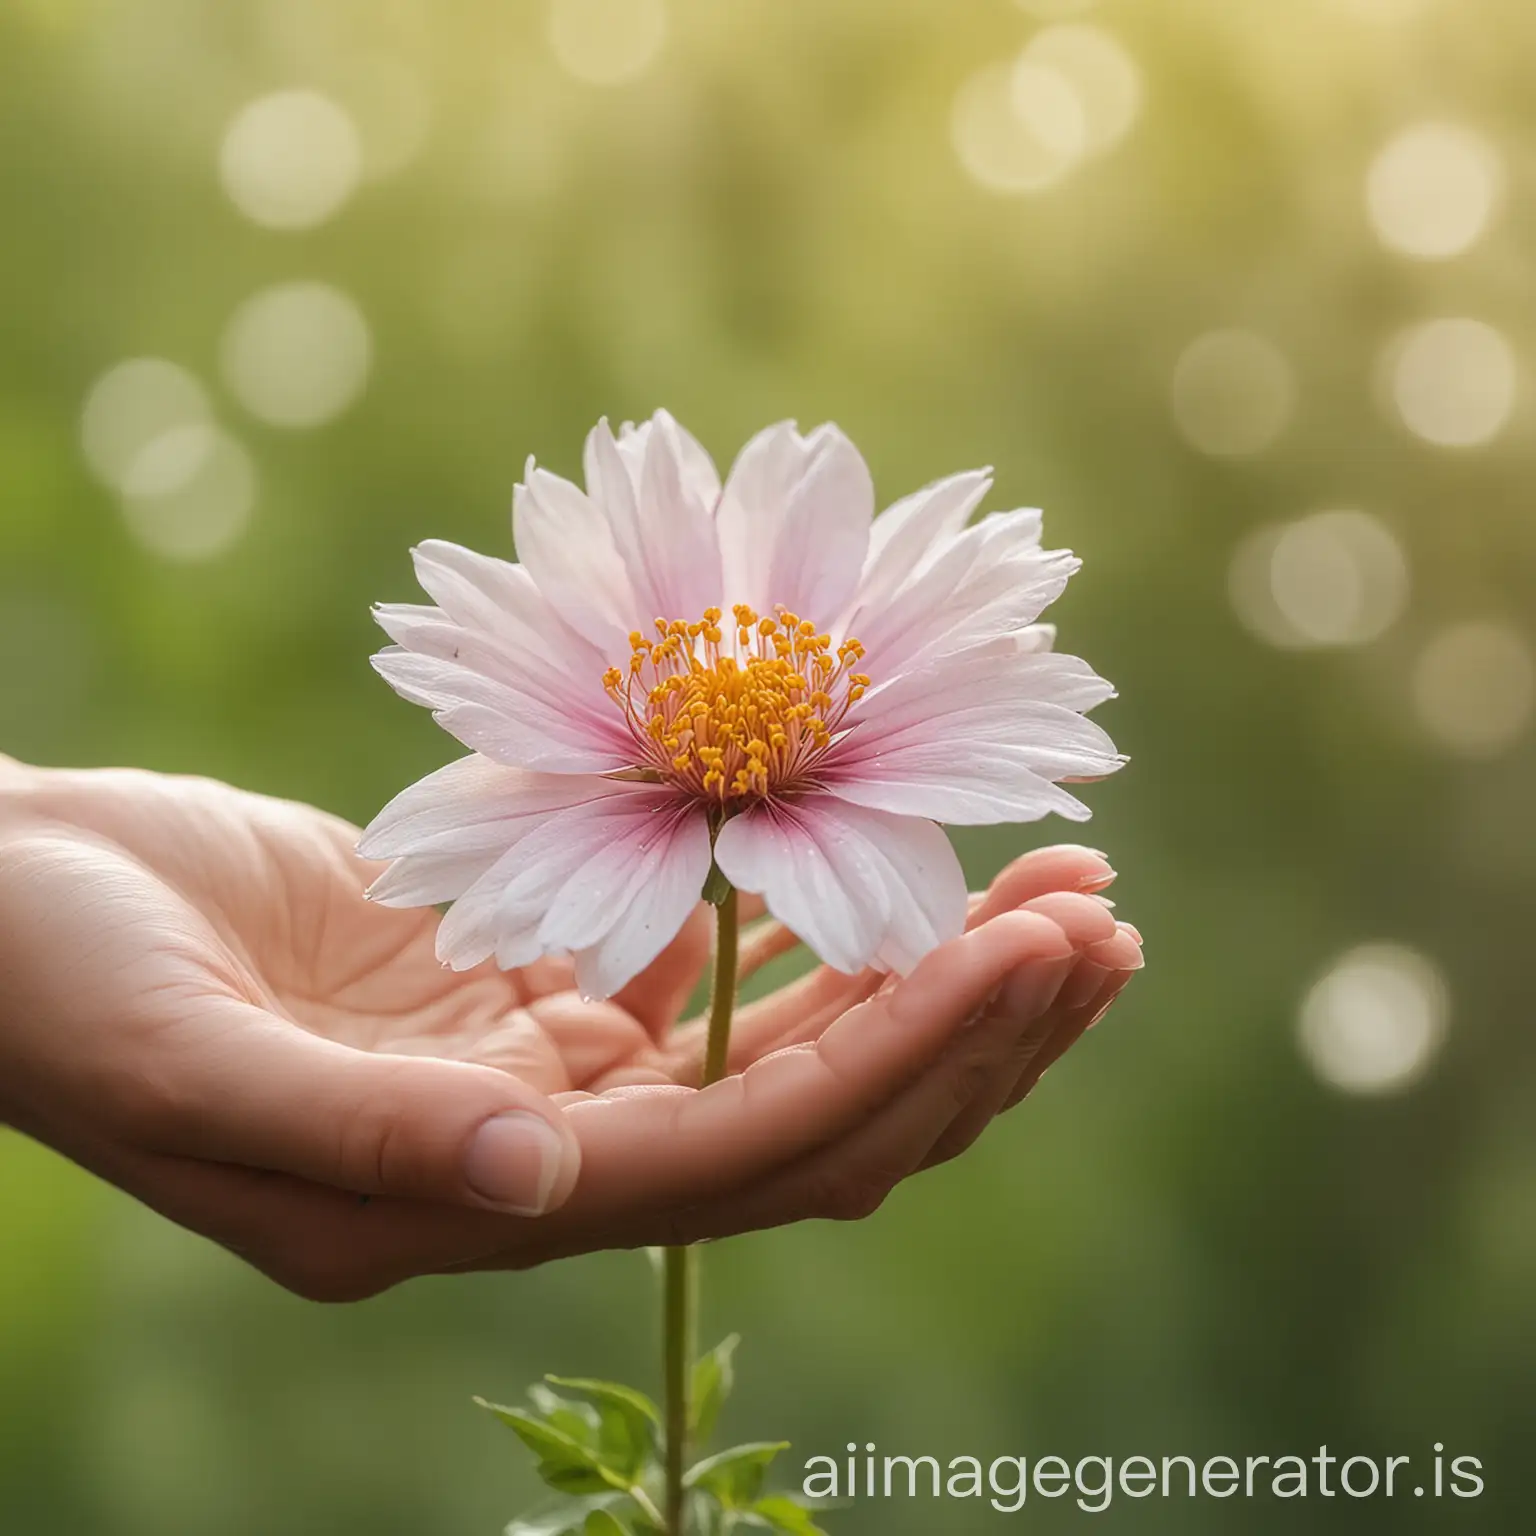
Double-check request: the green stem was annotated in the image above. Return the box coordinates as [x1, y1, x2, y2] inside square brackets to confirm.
[661, 886, 739, 1536]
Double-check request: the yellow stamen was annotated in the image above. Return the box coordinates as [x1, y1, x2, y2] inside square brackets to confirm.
[603, 605, 871, 805]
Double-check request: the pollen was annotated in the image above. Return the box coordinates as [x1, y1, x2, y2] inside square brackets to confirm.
[604, 606, 869, 804]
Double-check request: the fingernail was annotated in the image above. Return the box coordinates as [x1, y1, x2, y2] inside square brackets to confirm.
[1085, 893, 1116, 909]
[998, 956, 1075, 1020]
[463, 1112, 566, 1216]
[1076, 869, 1117, 893]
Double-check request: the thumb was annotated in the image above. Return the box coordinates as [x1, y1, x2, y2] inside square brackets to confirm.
[126, 1000, 581, 1216]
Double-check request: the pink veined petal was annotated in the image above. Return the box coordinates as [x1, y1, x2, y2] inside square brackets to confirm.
[583, 414, 723, 624]
[425, 781, 697, 979]
[570, 807, 713, 1000]
[851, 469, 993, 619]
[512, 463, 638, 653]
[371, 648, 629, 772]
[713, 794, 967, 976]
[359, 754, 634, 861]
[361, 758, 651, 912]
[372, 540, 632, 768]
[716, 421, 875, 623]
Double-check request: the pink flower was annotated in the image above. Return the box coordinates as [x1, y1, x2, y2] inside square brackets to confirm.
[360, 412, 1123, 999]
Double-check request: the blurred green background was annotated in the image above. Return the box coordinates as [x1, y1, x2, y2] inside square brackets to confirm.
[2, 0, 1534, 1530]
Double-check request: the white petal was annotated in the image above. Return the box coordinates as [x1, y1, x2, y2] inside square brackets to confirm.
[603, 412, 721, 509]
[714, 799, 888, 974]
[371, 648, 629, 772]
[359, 754, 632, 860]
[824, 745, 1094, 824]
[716, 421, 874, 623]
[584, 414, 723, 624]
[571, 809, 713, 999]
[512, 465, 638, 651]
[849, 515, 1069, 679]
[854, 469, 992, 617]
[712, 794, 964, 976]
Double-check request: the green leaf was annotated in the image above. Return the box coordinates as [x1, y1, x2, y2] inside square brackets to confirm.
[528, 1385, 602, 1449]
[474, 1399, 630, 1496]
[690, 1334, 740, 1444]
[684, 1442, 790, 1508]
[503, 1493, 625, 1536]
[582, 1512, 629, 1536]
[750, 1496, 830, 1536]
[545, 1376, 661, 1478]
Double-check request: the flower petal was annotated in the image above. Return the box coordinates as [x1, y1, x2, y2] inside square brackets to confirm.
[716, 421, 875, 623]
[512, 464, 637, 652]
[412, 782, 706, 992]
[847, 510, 1071, 679]
[371, 647, 628, 772]
[583, 413, 723, 624]
[822, 746, 1094, 825]
[853, 468, 992, 616]
[570, 808, 713, 1000]
[713, 794, 966, 976]
[372, 540, 632, 771]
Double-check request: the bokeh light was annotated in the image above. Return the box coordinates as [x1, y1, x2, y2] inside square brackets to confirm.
[1228, 510, 1409, 649]
[80, 359, 212, 492]
[1020, 24, 1142, 156]
[1367, 122, 1502, 260]
[549, 0, 668, 86]
[1388, 318, 1517, 447]
[118, 428, 256, 563]
[953, 62, 1084, 195]
[1171, 329, 1296, 456]
[219, 90, 363, 230]
[220, 282, 372, 429]
[1412, 621, 1534, 757]
[1298, 943, 1450, 1096]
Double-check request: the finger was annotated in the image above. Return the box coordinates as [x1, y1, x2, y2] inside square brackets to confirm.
[647, 952, 1083, 1241]
[120, 994, 584, 1217]
[612, 903, 713, 1039]
[738, 918, 801, 980]
[921, 924, 1143, 1166]
[542, 910, 1075, 1221]
[696, 850, 1121, 1074]
[999, 928, 1143, 1112]
[967, 845, 1116, 928]
[661, 960, 880, 1081]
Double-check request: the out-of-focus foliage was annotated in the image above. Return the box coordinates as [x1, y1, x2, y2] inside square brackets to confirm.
[2, 0, 1533, 1532]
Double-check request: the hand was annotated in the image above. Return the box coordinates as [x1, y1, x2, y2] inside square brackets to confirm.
[0, 761, 1142, 1300]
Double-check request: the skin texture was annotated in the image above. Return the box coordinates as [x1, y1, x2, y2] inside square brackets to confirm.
[0, 758, 1142, 1301]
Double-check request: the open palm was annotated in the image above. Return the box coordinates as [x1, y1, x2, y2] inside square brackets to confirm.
[0, 763, 1140, 1299]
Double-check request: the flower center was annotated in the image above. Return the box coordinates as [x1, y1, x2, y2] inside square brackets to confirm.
[603, 605, 870, 803]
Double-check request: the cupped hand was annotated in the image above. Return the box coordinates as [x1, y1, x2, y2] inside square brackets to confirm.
[0, 762, 1141, 1300]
